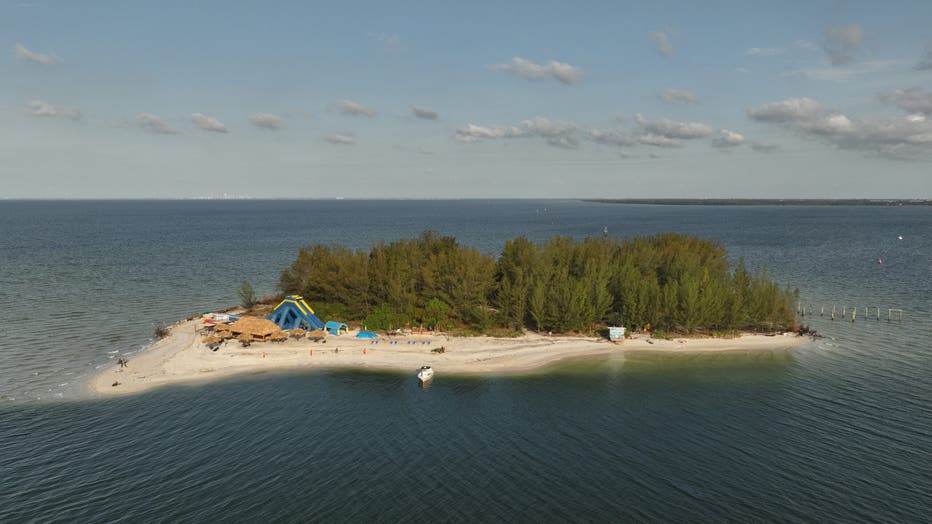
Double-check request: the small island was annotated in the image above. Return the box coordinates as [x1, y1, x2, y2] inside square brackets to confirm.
[91, 232, 810, 395]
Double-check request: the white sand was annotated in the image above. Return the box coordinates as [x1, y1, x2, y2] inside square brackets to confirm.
[89, 320, 809, 396]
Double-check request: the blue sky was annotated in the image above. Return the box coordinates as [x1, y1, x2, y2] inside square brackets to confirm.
[2, 0, 931, 198]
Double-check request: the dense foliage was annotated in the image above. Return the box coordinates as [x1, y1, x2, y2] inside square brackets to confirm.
[279, 231, 797, 334]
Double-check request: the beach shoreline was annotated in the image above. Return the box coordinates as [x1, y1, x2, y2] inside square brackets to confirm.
[88, 319, 811, 397]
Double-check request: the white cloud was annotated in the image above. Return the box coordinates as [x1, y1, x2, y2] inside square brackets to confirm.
[455, 117, 579, 148]
[635, 114, 713, 139]
[748, 96, 932, 159]
[879, 87, 932, 115]
[191, 113, 228, 133]
[27, 99, 81, 120]
[326, 133, 355, 145]
[411, 106, 438, 120]
[711, 129, 746, 148]
[823, 24, 864, 66]
[249, 113, 282, 129]
[736, 67, 751, 74]
[338, 100, 376, 118]
[709, 128, 777, 153]
[490, 57, 583, 85]
[746, 47, 783, 57]
[658, 89, 699, 105]
[135, 113, 177, 134]
[649, 30, 673, 57]
[14, 43, 60, 65]
[747, 98, 826, 123]
[586, 128, 636, 147]
[638, 133, 681, 147]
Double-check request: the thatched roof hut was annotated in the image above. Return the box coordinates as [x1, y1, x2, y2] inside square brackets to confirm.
[290, 328, 307, 338]
[202, 335, 222, 345]
[228, 316, 282, 341]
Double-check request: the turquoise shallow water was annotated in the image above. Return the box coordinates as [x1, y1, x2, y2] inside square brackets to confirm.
[0, 200, 929, 522]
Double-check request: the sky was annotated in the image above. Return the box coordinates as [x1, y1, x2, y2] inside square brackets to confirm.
[2, 0, 931, 199]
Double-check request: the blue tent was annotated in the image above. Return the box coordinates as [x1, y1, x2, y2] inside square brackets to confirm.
[267, 295, 325, 331]
[356, 331, 379, 339]
[324, 321, 349, 335]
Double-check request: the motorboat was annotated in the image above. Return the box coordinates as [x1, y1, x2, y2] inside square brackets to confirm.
[417, 365, 434, 382]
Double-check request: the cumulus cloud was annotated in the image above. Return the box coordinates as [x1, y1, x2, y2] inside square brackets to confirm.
[915, 49, 932, 71]
[748, 96, 932, 159]
[658, 89, 699, 105]
[711, 129, 746, 148]
[27, 99, 81, 120]
[879, 87, 932, 115]
[325, 133, 355, 145]
[823, 24, 864, 66]
[135, 113, 177, 134]
[338, 100, 376, 118]
[637, 133, 681, 147]
[14, 43, 60, 65]
[586, 128, 636, 147]
[649, 30, 673, 57]
[191, 113, 228, 133]
[411, 106, 438, 120]
[455, 117, 580, 148]
[635, 114, 713, 140]
[709, 129, 776, 152]
[490, 57, 583, 85]
[249, 113, 282, 129]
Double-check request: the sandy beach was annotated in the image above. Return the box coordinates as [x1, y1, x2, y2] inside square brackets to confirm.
[89, 319, 810, 396]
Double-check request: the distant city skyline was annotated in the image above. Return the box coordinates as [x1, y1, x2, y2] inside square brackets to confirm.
[2, 0, 931, 198]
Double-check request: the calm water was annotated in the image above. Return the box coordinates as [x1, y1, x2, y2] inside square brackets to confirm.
[0, 200, 929, 522]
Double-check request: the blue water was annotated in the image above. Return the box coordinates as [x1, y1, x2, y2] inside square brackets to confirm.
[0, 200, 929, 522]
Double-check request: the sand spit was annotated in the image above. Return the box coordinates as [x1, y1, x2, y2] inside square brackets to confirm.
[89, 320, 809, 396]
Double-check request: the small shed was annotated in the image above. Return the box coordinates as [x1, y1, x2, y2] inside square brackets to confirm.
[324, 321, 349, 335]
[608, 326, 626, 341]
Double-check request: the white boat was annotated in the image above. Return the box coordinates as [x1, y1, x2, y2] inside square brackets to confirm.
[417, 365, 434, 382]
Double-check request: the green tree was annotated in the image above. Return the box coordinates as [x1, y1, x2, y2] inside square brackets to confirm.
[238, 280, 257, 308]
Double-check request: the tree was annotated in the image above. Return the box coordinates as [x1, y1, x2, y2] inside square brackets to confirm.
[239, 280, 257, 309]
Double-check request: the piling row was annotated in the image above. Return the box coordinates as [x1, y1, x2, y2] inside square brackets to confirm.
[797, 303, 904, 322]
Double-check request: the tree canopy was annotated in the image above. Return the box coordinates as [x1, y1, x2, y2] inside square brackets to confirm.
[278, 231, 797, 335]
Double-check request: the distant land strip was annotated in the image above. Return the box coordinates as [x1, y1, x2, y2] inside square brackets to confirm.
[585, 199, 932, 206]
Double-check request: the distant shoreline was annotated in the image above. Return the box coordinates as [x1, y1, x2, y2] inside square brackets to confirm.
[585, 198, 932, 206]
[3, 198, 930, 204]
[89, 318, 810, 397]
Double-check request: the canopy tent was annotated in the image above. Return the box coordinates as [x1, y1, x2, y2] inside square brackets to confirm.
[267, 295, 325, 331]
[324, 321, 349, 335]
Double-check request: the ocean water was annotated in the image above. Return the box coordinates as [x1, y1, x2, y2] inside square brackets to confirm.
[0, 200, 929, 522]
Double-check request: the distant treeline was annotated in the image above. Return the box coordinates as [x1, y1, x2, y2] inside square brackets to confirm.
[279, 232, 797, 335]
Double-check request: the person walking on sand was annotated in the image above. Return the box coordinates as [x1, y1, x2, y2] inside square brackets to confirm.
[118, 358, 128, 369]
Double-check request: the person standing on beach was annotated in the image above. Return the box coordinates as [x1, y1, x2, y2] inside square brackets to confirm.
[118, 358, 128, 369]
